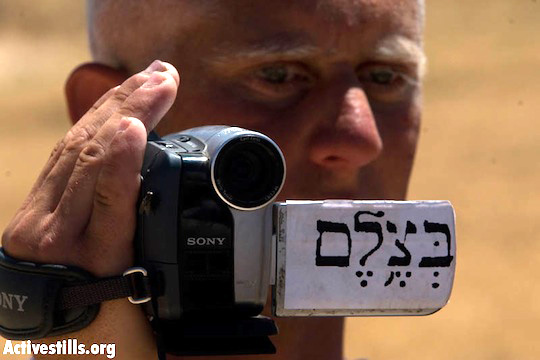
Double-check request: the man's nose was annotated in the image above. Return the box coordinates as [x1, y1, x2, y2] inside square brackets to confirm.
[308, 86, 383, 170]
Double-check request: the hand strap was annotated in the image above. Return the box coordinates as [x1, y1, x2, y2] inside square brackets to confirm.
[58, 268, 151, 309]
[0, 248, 151, 340]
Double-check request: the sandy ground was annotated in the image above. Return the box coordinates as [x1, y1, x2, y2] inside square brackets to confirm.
[0, 1, 539, 359]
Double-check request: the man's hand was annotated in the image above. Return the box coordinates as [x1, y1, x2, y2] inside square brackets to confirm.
[2, 59, 178, 275]
[1, 60, 179, 359]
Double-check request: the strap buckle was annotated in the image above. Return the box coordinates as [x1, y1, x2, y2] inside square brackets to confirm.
[123, 267, 152, 304]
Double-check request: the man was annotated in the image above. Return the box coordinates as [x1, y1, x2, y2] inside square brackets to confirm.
[1, 0, 425, 359]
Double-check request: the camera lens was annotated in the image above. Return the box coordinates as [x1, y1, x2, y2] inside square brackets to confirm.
[213, 136, 285, 209]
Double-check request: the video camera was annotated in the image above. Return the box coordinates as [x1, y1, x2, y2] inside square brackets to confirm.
[136, 126, 456, 357]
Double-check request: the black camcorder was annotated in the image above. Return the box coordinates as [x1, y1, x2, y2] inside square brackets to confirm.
[135, 126, 456, 358]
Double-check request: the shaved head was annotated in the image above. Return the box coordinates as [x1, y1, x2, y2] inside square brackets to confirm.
[86, 0, 424, 73]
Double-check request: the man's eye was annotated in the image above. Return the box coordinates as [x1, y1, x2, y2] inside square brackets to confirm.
[244, 63, 314, 101]
[369, 69, 398, 85]
[358, 64, 417, 101]
[257, 65, 293, 84]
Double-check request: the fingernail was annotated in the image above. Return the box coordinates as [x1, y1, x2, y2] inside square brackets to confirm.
[117, 117, 133, 133]
[144, 60, 166, 73]
[142, 72, 166, 88]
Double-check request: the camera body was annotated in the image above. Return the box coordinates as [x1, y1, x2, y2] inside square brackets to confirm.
[136, 126, 285, 323]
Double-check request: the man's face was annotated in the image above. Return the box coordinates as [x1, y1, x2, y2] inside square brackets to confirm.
[151, 0, 423, 201]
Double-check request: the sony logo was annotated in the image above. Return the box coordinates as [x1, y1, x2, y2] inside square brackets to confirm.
[0, 292, 28, 312]
[187, 237, 227, 246]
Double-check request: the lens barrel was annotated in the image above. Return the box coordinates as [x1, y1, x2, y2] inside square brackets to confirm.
[213, 135, 285, 210]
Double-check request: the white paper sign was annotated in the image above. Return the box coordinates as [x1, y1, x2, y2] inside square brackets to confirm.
[274, 200, 456, 316]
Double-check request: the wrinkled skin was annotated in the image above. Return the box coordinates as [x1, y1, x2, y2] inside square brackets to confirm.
[2, 0, 423, 359]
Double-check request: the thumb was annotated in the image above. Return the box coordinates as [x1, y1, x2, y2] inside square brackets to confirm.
[84, 117, 147, 277]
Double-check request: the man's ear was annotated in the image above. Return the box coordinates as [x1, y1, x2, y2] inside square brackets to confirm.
[65, 63, 128, 125]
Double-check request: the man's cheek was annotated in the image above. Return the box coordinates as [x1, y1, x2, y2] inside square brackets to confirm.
[374, 103, 421, 150]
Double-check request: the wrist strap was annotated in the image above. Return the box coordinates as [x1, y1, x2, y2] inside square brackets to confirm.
[0, 247, 151, 340]
[59, 268, 151, 310]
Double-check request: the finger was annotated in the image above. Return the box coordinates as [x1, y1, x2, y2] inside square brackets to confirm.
[25, 73, 138, 206]
[78, 60, 178, 130]
[75, 61, 178, 137]
[81, 118, 147, 276]
[56, 66, 178, 242]
[74, 61, 162, 129]
[34, 61, 174, 212]
[72, 69, 178, 161]
[33, 60, 173, 197]
[116, 68, 179, 132]
[54, 117, 133, 234]
[89, 61, 179, 134]
[31, 76, 143, 211]
[80, 71, 178, 276]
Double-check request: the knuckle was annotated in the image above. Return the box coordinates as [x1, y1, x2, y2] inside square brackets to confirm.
[2, 215, 26, 246]
[94, 186, 119, 209]
[117, 97, 139, 115]
[118, 100, 148, 119]
[2, 213, 70, 262]
[110, 73, 150, 105]
[110, 84, 133, 104]
[49, 138, 65, 160]
[1, 219, 38, 256]
[94, 164, 134, 209]
[89, 102, 100, 113]
[131, 72, 152, 86]
[64, 127, 93, 152]
[77, 139, 107, 167]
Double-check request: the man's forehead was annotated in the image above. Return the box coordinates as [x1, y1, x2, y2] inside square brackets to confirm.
[91, 0, 422, 33]
[198, 0, 423, 31]
[88, 0, 423, 68]
[200, 0, 424, 68]
[183, 0, 423, 49]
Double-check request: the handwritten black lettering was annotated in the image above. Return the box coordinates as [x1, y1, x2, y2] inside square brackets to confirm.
[387, 221, 416, 266]
[419, 221, 454, 267]
[354, 211, 384, 266]
[315, 220, 352, 267]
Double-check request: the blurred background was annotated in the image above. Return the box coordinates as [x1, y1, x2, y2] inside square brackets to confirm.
[1, 0, 539, 359]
